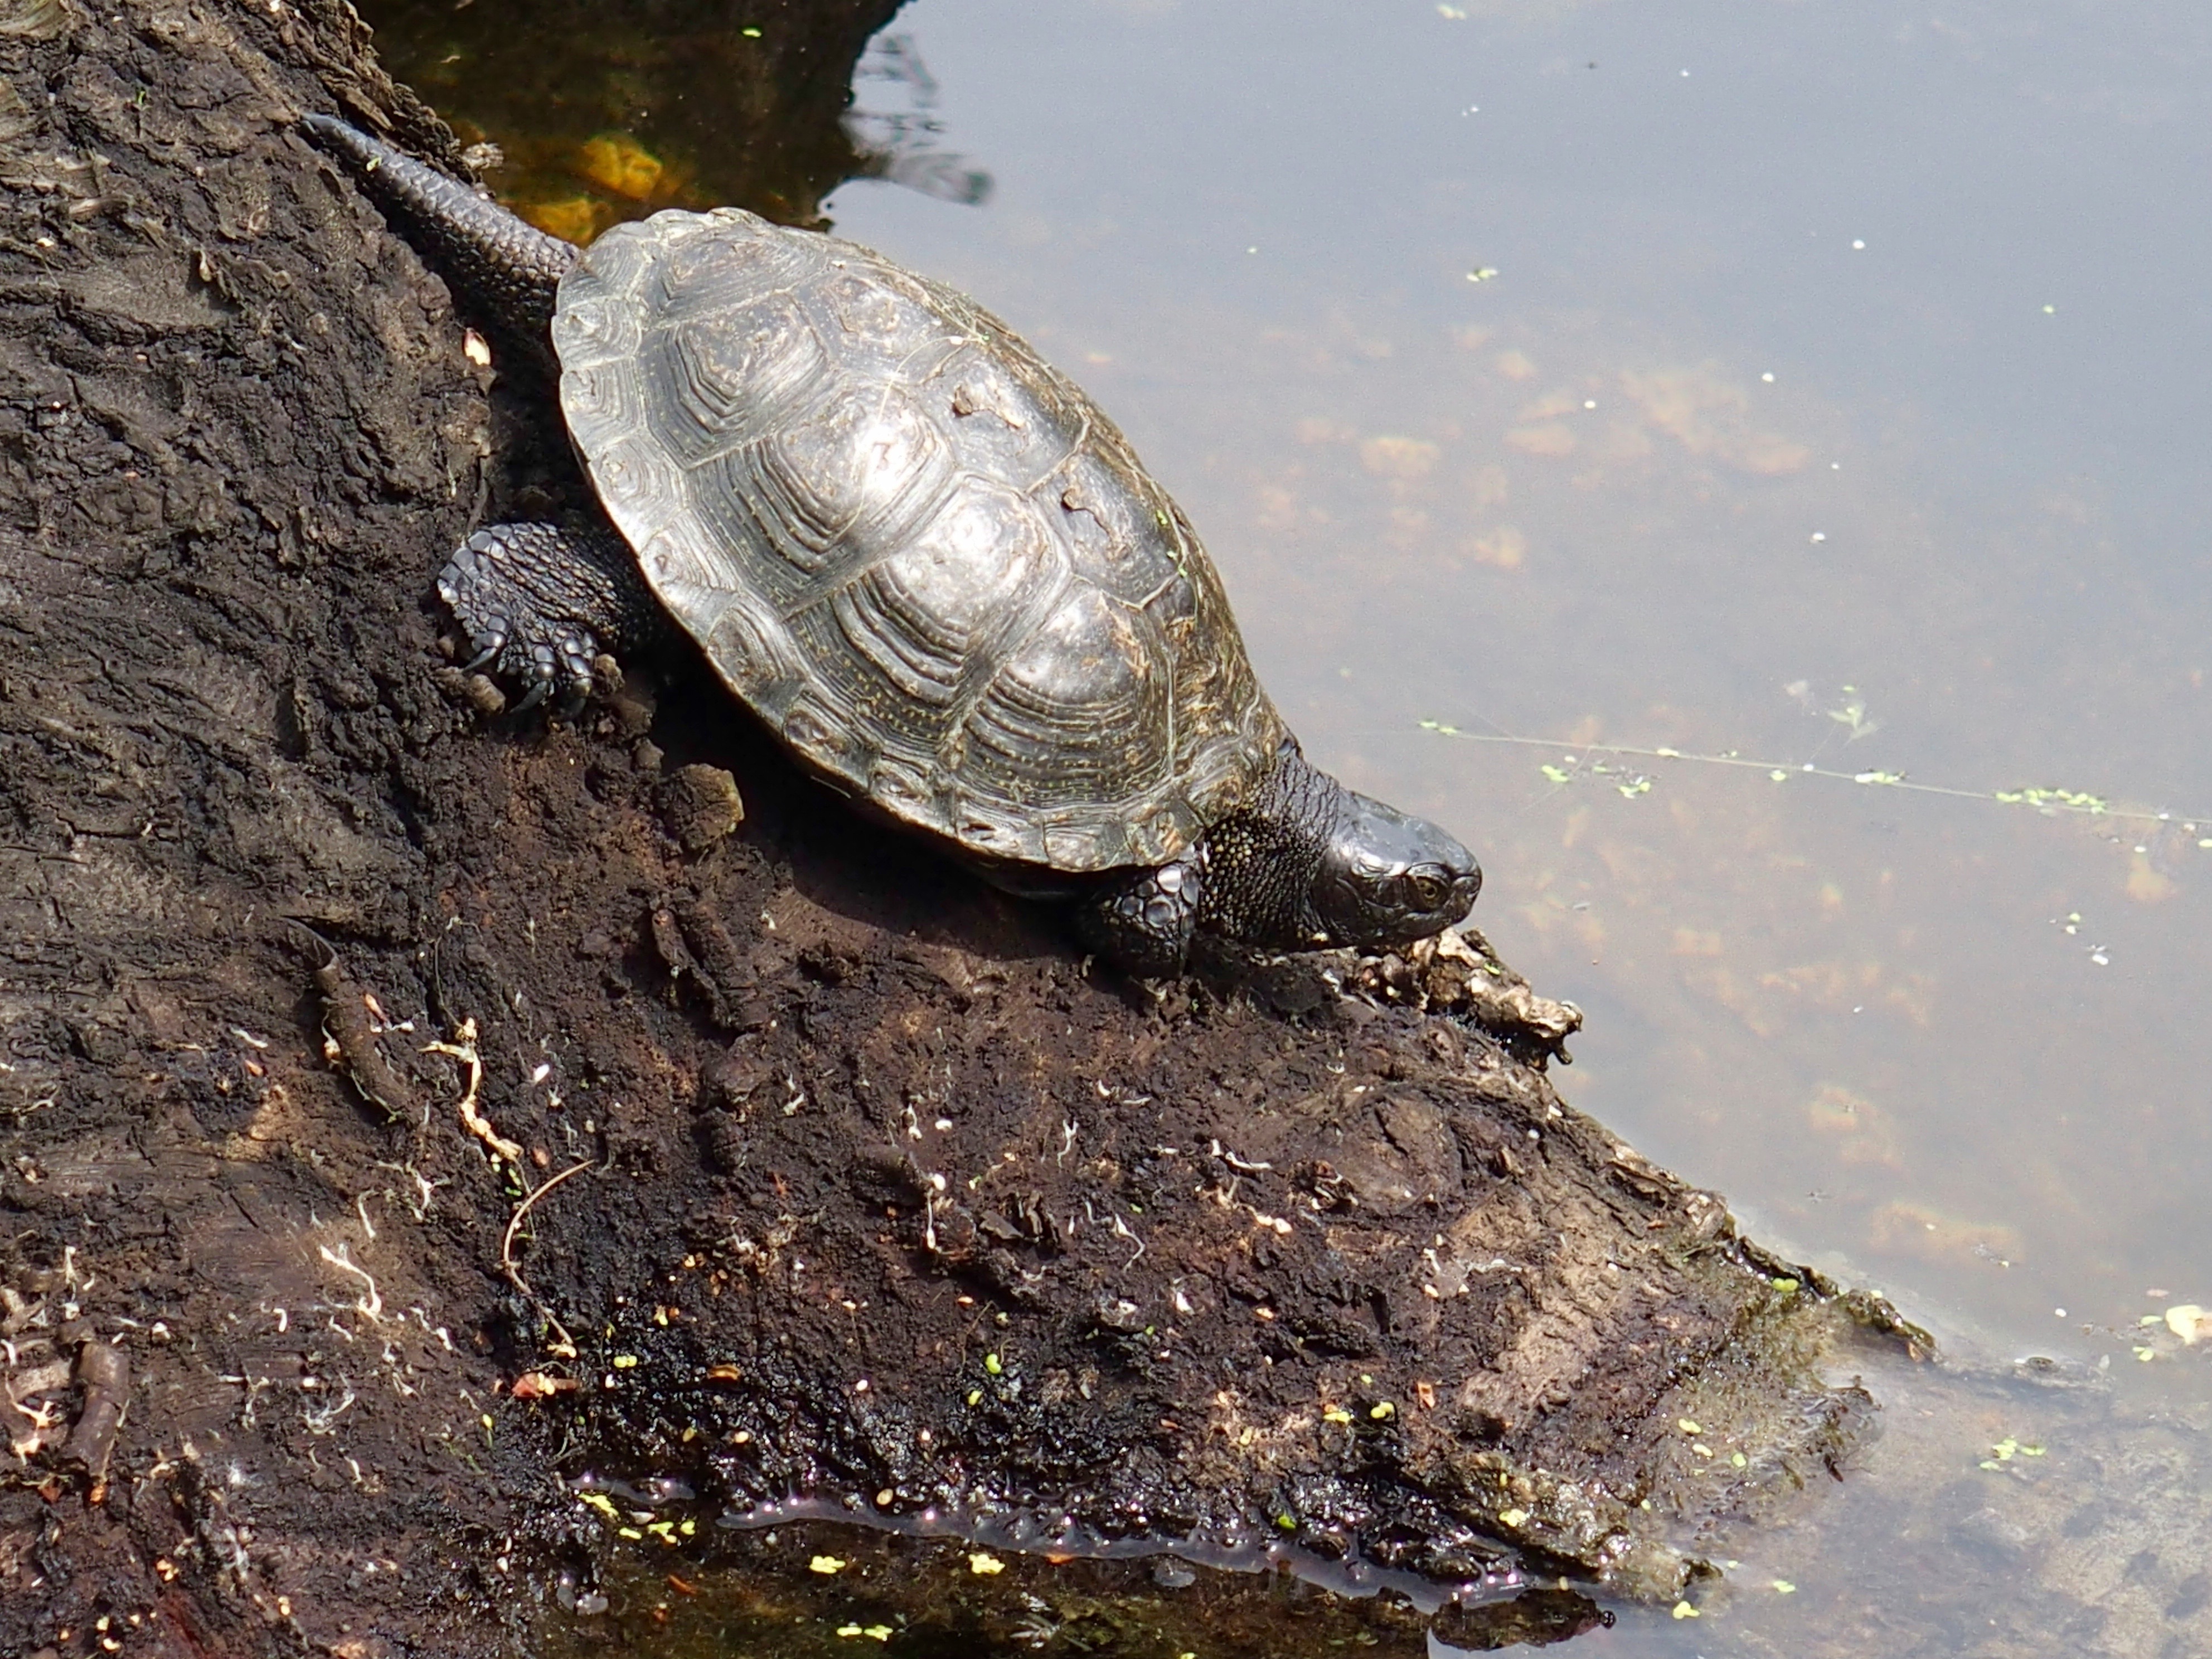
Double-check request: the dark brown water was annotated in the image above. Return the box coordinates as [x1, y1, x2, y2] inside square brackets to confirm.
[360, 2, 2212, 1652]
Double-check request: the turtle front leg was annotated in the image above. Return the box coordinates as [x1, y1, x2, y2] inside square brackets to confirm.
[438, 522, 662, 714]
[1074, 852, 1207, 976]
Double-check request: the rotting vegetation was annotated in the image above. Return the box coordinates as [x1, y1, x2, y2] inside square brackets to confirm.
[0, 2, 1919, 1653]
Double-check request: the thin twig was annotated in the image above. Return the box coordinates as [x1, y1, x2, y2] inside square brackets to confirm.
[502, 1159, 596, 1357]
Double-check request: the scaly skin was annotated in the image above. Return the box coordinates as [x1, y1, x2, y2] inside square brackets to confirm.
[302, 114, 575, 342]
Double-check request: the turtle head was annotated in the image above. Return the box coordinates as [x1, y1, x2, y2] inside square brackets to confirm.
[1195, 740, 1481, 959]
[1083, 743, 1479, 970]
[1308, 786, 1482, 950]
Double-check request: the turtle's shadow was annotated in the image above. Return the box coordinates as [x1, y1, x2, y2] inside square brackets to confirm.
[636, 653, 1069, 966]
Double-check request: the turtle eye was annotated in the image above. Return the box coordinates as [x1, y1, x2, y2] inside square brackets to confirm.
[1405, 867, 1452, 911]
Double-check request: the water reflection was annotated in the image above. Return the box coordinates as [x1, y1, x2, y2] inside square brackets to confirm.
[358, 0, 987, 232]
[353, 0, 2212, 1651]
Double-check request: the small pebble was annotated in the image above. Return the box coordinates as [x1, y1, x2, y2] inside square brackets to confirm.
[662, 763, 745, 851]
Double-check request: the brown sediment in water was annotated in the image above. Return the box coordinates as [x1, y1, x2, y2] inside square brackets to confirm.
[355, 0, 916, 232]
[0, 3, 1914, 1655]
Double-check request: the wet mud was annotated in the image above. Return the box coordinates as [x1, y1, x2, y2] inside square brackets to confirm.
[0, 3, 1908, 1654]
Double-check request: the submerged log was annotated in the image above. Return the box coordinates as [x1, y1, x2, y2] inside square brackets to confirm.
[0, 2, 1910, 1652]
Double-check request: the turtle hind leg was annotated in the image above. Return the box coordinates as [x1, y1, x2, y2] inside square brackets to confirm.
[302, 114, 576, 343]
[438, 522, 661, 715]
[1073, 854, 1205, 977]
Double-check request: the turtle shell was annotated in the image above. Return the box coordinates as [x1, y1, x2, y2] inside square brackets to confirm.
[554, 206, 1284, 873]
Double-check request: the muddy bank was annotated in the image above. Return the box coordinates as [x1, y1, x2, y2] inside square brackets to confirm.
[0, 3, 1908, 1654]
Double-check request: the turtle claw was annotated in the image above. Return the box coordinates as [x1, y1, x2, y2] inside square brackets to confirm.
[506, 638, 573, 717]
[452, 627, 593, 721]
[459, 632, 507, 676]
[554, 670, 593, 719]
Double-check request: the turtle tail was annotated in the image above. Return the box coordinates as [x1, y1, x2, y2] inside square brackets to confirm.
[302, 114, 577, 345]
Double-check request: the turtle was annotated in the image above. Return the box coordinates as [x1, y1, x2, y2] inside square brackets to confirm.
[301, 114, 1480, 974]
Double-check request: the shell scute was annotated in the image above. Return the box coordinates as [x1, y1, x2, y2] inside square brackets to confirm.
[962, 585, 1167, 813]
[656, 295, 826, 451]
[937, 350, 1069, 488]
[816, 267, 955, 371]
[746, 383, 952, 570]
[654, 212, 811, 309]
[1049, 449, 1194, 615]
[832, 476, 1056, 715]
[552, 292, 642, 368]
